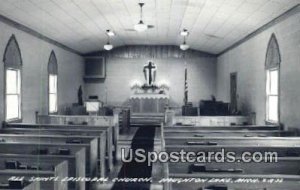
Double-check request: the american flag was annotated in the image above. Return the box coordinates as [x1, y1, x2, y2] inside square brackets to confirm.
[184, 62, 188, 105]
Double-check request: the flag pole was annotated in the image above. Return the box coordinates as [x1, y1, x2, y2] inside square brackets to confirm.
[184, 52, 188, 106]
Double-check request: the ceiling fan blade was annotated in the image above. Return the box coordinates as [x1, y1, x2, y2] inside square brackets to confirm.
[204, 33, 223, 39]
[124, 29, 136, 32]
[147, 25, 155, 29]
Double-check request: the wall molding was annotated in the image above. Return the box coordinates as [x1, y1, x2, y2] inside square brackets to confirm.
[218, 4, 300, 56]
[85, 45, 216, 59]
[0, 14, 81, 56]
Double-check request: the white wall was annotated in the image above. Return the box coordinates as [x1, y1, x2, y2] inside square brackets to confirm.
[216, 11, 300, 127]
[85, 56, 217, 107]
[0, 20, 84, 123]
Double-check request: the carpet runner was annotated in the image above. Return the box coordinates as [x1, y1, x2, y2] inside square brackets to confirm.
[111, 126, 156, 190]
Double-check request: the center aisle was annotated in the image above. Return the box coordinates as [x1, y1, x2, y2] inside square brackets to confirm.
[111, 126, 156, 190]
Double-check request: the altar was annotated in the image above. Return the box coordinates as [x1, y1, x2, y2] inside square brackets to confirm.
[130, 94, 169, 113]
[129, 61, 170, 113]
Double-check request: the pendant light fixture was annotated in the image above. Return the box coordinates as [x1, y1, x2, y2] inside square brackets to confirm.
[180, 38, 189, 51]
[104, 30, 114, 51]
[104, 42, 113, 51]
[180, 29, 190, 51]
[134, 3, 148, 32]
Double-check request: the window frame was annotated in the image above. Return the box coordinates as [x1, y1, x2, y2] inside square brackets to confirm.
[5, 67, 22, 122]
[266, 67, 280, 124]
[48, 74, 58, 114]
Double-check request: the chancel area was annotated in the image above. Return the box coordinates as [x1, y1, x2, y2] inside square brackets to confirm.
[0, 0, 299, 190]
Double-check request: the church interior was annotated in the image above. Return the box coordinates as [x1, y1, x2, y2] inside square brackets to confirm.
[0, 0, 299, 190]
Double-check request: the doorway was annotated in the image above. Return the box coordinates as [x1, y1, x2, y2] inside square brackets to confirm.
[230, 72, 238, 114]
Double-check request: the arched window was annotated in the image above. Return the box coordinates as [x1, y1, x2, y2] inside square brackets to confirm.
[265, 33, 281, 123]
[3, 35, 22, 121]
[48, 51, 58, 113]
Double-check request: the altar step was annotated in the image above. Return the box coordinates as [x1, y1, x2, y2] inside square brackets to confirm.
[120, 113, 164, 126]
[131, 113, 164, 126]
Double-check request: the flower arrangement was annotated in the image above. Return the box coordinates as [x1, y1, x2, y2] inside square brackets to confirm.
[131, 82, 169, 94]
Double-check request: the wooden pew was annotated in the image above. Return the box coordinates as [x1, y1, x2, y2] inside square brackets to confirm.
[166, 157, 300, 189]
[164, 130, 294, 138]
[164, 125, 281, 131]
[0, 177, 40, 190]
[0, 128, 104, 178]
[165, 145, 300, 157]
[3, 122, 112, 173]
[161, 123, 300, 190]
[0, 142, 86, 190]
[162, 124, 299, 155]
[164, 137, 300, 146]
[164, 112, 252, 126]
[168, 157, 300, 175]
[0, 133, 96, 176]
[162, 142, 300, 190]
[0, 152, 84, 190]
[22, 181, 40, 190]
[5, 123, 117, 171]
[36, 113, 119, 162]
[0, 160, 68, 190]
[162, 136, 300, 164]
[166, 172, 300, 190]
[161, 124, 286, 147]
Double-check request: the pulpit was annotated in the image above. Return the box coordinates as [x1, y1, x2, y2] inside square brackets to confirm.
[130, 94, 169, 113]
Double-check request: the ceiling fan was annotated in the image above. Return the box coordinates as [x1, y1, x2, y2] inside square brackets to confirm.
[125, 2, 155, 32]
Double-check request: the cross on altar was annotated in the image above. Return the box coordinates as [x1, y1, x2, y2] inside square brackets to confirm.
[143, 62, 157, 85]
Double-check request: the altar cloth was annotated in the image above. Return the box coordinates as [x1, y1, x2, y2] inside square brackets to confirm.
[130, 94, 169, 113]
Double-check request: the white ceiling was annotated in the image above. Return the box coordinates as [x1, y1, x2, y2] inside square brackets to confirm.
[0, 0, 299, 54]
